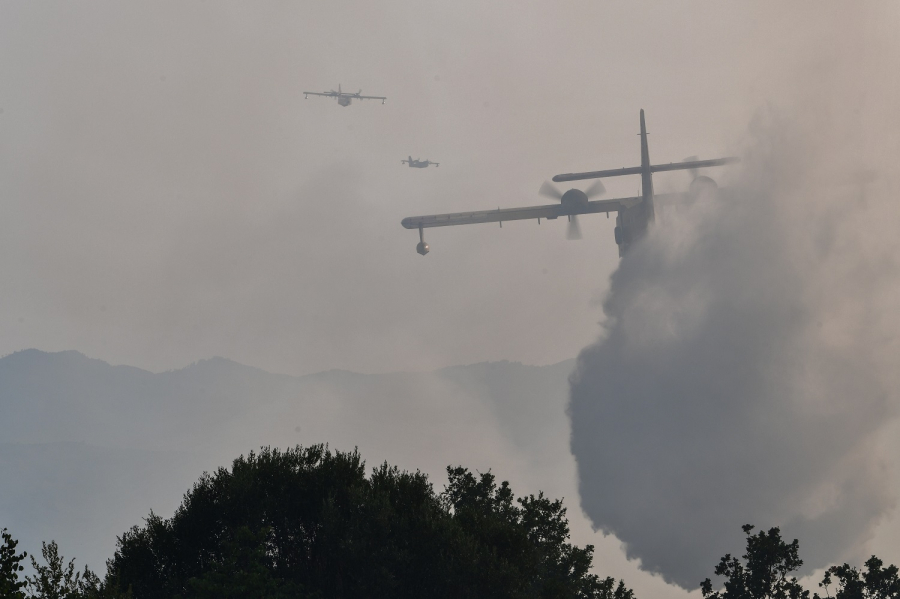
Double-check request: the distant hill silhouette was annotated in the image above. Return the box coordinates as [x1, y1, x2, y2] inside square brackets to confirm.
[0, 350, 574, 574]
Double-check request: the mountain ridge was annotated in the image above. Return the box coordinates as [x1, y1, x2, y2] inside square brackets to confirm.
[1, 348, 575, 379]
[0, 348, 577, 574]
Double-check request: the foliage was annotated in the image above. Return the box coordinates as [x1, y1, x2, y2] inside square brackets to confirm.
[702, 525, 900, 599]
[1, 533, 114, 599]
[815, 556, 900, 599]
[1, 528, 29, 599]
[441, 466, 630, 599]
[700, 524, 809, 599]
[183, 526, 304, 599]
[104, 444, 631, 599]
[26, 540, 101, 599]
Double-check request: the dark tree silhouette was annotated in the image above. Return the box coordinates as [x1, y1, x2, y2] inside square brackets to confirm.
[701, 525, 900, 599]
[26, 540, 102, 599]
[1, 528, 29, 599]
[815, 556, 900, 599]
[104, 445, 631, 599]
[700, 524, 809, 599]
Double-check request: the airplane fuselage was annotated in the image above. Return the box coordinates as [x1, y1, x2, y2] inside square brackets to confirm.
[614, 109, 655, 256]
[404, 157, 438, 168]
[338, 95, 352, 106]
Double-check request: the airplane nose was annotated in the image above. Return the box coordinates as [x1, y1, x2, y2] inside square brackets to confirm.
[560, 188, 589, 209]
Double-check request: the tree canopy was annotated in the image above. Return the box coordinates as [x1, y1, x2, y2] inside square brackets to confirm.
[7, 488, 900, 599]
[1, 528, 29, 599]
[1, 533, 104, 599]
[103, 444, 632, 599]
[26, 540, 101, 599]
[817, 557, 900, 599]
[701, 525, 900, 599]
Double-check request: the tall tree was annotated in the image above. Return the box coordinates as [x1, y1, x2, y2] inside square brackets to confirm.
[1, 528, 28, 599]
[702, 525, 900, 599]
[104, 445, 632, 599]
[700, 524, 809, 599]
[815, 556, 900, 599]
[26, 540, 100, 599]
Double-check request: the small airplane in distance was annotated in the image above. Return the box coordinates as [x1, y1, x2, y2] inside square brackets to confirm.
[303, 84, 386, 106]
[401, 109, 738, 256]
[402, 157, 439, 168]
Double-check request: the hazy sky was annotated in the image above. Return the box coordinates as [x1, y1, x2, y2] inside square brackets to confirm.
[2, 3, 900, 597]
[1, 1, 880, 376]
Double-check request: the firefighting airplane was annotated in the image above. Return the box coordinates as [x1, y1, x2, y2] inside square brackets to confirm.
[402, 157, 439, 168]
[303, 84, 386, 106]
[401, 110, 738, 256]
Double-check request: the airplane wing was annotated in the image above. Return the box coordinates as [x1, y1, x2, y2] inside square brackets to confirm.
[303, 91, 336, 97]
[357, 95, 387, 101]
[553, 157, 739, 183]
[401, 196, 641, 230]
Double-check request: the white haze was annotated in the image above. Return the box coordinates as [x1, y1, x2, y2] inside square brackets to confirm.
[570, 28, 900, 589]
[0, 3, 899, 599]
[0, 1, 847, 376]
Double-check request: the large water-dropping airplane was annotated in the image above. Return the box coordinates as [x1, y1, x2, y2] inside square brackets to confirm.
[402, 156, 439, 168]
[401, 110, 738, 256]
[303, 84, 386, 106]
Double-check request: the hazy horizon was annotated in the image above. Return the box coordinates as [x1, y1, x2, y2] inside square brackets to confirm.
[0, 1, 846, 377]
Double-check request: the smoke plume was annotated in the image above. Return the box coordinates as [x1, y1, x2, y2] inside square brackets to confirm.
[569, 100, 900, 589]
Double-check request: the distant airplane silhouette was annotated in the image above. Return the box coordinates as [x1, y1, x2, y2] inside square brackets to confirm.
[303, 84, 386, 106]
[402, 156, 439, 169]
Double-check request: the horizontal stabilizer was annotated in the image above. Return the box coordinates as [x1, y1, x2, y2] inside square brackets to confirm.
[553, 166, 643, 182]
[553, 157, 739, 183]
[649, 157, 740, 173]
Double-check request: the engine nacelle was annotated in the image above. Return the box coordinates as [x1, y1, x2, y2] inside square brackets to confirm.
[416, 241, 430, 256]
[560, 188, 589, 212]
[689, 175, 718, 197]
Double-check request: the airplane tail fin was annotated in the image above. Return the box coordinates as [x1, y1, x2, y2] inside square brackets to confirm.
[639, 109, 650, 172]
[551, 109, 739, 185]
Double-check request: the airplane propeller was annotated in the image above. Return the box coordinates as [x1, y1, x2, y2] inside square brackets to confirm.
[539, 180, 606, 240]
[584, 179, 606, 198]
[682, 156, 719, 197]
[538, 180, 563, 201]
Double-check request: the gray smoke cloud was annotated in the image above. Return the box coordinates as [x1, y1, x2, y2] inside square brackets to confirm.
[569, 97, 900, 589]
